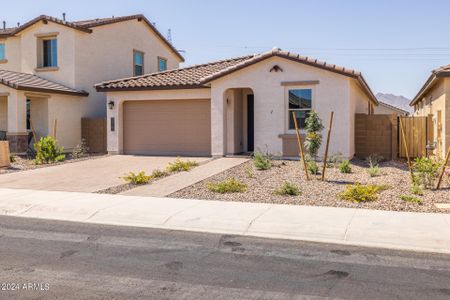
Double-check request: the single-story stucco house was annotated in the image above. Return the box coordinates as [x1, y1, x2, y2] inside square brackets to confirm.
[96, 48, 379, 158]
[411, 64, 450, 158]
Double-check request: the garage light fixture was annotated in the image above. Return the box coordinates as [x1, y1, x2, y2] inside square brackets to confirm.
[108, 101, 115, 110]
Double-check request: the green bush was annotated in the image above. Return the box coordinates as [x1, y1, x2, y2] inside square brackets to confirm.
[326, 153, 343, 168]
[151, 169, 168, 178]
[367, 165, 380, 177]
[339, 160, 352, 174]
[9, 155, 16, 163]
[307, 160, 319, 175]
[122, 171, 151, 185]
[166, 157, 198, 172]
[339, 183, 381, 203]
[400, 195, 422, 204]
[245, 166, 254, 178]
[207, 178, 247, 193]
[411, 184, 424, 196]
[253, 152, 271, 170]
[34, 136, 66, 165]
[72, 139, 89, 159]
[412, 157, 441, 189]
[275, 181, 301, 196]
[303, 111, 324, 161]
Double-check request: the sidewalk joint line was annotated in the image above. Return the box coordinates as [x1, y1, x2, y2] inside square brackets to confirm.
[343, 209, 358, 241]
[243, 205, 275, 234]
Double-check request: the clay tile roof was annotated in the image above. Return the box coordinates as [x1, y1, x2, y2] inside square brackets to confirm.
[0, 70, 88, 96]
[410, 64, 450, 106]
[95, 48, 377, 105]
[0, 14, 183, 62]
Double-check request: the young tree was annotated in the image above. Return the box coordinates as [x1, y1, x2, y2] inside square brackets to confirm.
[304, 110, 324, 161]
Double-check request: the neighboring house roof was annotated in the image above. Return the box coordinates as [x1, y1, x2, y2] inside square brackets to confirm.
[95, 48, 378, 104]
[0, 69, 88, 96]
[410, 64, 450, 106]
[378, 101, 409, 115]
[0, 14, 184, 62]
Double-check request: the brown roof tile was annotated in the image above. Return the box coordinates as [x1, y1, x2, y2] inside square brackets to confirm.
[411, 64, 450, 105]
[0, 70, 88, 96]
[95, 48, 377, 105]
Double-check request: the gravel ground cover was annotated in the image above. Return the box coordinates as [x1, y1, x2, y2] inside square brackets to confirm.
[0, 154, 107, 174]
[171, 159, 450, 213]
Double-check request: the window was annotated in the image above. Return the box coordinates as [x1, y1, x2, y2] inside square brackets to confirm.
[26, 99, 31, 130]
[288, 89, 312, 130]
[42, 38, 57, 67]
[133, 50, 144, 76]
[0, 43, 5, 60]
[158, 57, 167, 71]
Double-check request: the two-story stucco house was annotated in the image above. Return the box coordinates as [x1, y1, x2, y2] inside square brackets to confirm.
[96, 48, 378, 159]
[410, 65, 450, 158]
[0, 14, 183, 153]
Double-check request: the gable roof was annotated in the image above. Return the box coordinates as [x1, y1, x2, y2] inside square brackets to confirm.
[410, 64, 450, 106]
[0, 14, 184, 62]
[0, 70, 88, 96]
[95, 48, 378, 105]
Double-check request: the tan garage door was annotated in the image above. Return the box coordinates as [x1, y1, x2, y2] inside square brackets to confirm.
[123, 99, 211, 156]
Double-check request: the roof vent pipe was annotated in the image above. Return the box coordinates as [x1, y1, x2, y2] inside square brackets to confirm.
[17, 22, 20, 27]
[62, 13, 66, 21]
[2, 21, 5, 30]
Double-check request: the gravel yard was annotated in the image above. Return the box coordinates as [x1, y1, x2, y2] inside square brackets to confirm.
[171, 159, 450, 213]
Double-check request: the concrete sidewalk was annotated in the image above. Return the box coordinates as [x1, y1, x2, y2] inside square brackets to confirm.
[0, 188, 449, 254]
[121, 157, 248, 197]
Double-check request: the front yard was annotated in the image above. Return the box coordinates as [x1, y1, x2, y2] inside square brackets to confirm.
[171, 158, 450, 213]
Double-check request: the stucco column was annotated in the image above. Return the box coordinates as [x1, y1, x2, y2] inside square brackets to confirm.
[6, 91, 28, 154]
[106, 96, 120, 154]
[211, 87, 226, 156]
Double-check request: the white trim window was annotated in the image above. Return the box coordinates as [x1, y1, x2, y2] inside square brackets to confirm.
[133, 50, 144, 76]
[288, 88, 312, 130]
[42, 38, 58, 67]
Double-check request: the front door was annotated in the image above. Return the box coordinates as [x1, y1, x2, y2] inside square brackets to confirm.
[247, 95, 254, 152]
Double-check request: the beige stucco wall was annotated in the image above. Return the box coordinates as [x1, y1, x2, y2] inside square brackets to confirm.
[374, 103, 406, 115]
[413, 78, 448, 158]
[105, 88, 211, 153]
[210, 56, 372, 158]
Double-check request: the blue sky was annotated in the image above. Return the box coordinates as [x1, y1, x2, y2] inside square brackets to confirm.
[3, 0, 450, 98]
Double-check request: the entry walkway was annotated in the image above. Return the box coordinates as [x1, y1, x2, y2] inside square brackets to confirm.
[1, 188, 449, 254]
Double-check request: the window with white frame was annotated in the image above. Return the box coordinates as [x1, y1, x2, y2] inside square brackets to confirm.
[0, 43, 5, 60]
[133, 50, 144, 76]
[41, 38, 58, 67]
[288, 88, 312, 130]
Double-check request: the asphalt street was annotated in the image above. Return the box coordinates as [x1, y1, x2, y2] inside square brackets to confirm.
[0, 216, 450, 299]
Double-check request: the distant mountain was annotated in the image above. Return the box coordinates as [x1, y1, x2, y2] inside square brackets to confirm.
[376, 93, 413, 113]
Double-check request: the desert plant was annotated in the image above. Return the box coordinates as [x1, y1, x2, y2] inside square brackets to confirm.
[245, 166, 254, 178]
[207, 178, 247, 193]
[400, 195, 422, 204]
[307, 160, 319, 175]
[122, 171, 151, 185]
[151, 169, 168, 178]
[411, 184, 424, 196]
[166, 157, 198, 172]
[72, 139, 89, 159]
[339, 183, 381, 203]
[275, 181, 301, 196]
[303, 110, 324, 161]
[326, 152, 344, 168]
[339, 160, 352, 174]
[253, 151, 271, 170]
[412, 157, 441, 189]
[34, 136, 66, 165]
[9, 155, 16, 163]
[367, 165, 380, 177]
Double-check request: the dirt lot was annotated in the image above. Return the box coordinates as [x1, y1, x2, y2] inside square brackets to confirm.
[171, 159, 450, 213]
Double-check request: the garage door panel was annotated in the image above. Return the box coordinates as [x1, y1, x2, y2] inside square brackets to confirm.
[123, 99, 211, 156]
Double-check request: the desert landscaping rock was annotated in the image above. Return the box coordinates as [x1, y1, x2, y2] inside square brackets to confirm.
[171, 159, 450, 213]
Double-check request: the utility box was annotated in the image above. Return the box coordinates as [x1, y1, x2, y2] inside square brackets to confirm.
[0, 141, 11, 168]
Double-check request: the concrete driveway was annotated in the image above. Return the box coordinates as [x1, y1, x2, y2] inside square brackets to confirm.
[0, 155, 211, 193]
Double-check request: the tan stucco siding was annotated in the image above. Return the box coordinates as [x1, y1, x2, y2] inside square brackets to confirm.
[374, 104, 405, 115]
[0, 36, 21, 71]
[0, 96, 7, 131]
[210, 56, 356, 158]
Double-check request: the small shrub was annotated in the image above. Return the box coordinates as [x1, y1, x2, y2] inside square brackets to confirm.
[366, 154, 383, 167]
[303, 110, 324, 161]
[307, 160, 319, 175]
[339, 183, 381, 202]
[122, 171, 151, 185]
[400, 195, 422, 204]
[72, 139, 89, 159]
[207, 178, 247, 193]
[34, 136, 66, 165]
[245, 166, 254, 178]
[339, 160, 352, 174]
[151, 169, 168, 178]
[412, 157, 441, 189]
[367, 165, 380, 177]
[326, 152, 343, 168]
[253, 151, 271, 170]
[411, 184, 424, 196]
[166, 157, 198, 172]
[9, 155, 16, 163]
[275, 181, 301, 196]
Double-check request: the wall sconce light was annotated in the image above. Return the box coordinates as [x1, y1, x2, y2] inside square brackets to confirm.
[108, 101, 115, 110]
